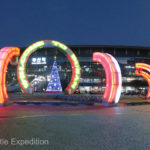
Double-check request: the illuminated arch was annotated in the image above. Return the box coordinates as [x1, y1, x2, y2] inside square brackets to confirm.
[93, 52, 122, 104]
[135, 63, 150, 72]
[135, 63, 150, 98]
[0, 47, 20, 105]
[17, 40, 81, 95]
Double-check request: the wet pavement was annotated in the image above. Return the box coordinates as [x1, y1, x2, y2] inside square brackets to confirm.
[0, 104, 150, 150]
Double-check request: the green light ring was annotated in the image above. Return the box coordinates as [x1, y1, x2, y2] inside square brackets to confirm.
[17, 40, 81, 94]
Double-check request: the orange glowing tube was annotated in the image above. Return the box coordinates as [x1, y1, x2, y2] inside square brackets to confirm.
[135, 63, 150, 99]
[0, 47, 20, 105]
[135, 63, 150, 72]
[135, 70, 150, 98]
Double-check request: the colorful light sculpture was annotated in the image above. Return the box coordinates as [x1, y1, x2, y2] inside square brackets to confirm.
[135, 63, 150, 98]
[93, 52, 122, 104]
[0, 47, 20, 105]
[135, 63, 150, 71]
[17, 40, 81, 95]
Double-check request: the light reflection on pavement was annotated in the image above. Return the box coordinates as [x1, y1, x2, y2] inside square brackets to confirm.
[0, 105, 149, 120]
[0, 105, 150, 150]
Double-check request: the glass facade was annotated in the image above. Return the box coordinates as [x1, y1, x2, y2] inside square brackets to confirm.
[6, 45, 150, 95]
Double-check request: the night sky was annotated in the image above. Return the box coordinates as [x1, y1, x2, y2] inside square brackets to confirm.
[0, 0, 150, 47]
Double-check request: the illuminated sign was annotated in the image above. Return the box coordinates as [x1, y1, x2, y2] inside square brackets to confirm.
[31, 57, 46, 65]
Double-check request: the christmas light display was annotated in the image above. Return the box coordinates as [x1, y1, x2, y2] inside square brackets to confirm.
[135, 63, 150, 98]
[0, 40, 150, 107]
[46, 57, 62, 92]
[17, 40, 81, 95]
[93, 52, 122, 104]
[0, 47, 20, 105]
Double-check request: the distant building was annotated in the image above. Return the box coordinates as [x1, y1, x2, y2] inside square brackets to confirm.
[6, 45, 150, 94]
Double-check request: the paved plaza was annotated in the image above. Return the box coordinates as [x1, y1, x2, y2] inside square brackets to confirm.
[0, 100, 150, 150]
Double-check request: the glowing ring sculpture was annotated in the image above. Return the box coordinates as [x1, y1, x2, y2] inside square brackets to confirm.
[0, 47, 20, 105]
[17, 40, 81, 94]
[135, 63, 150, 98]
[93, 52, 122, 104]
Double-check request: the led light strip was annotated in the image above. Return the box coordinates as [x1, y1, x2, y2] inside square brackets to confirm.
[135, 63, 150, 98]
[135, 63, 150, 71]
[17, 40, 81, 95]
[0, 47, 20, 105]
[93, 52, 122, 104]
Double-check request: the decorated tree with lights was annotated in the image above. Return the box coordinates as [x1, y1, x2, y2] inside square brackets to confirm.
[46, 56, 62, 92]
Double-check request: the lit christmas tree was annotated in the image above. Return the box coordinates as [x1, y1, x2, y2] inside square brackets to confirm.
[46, 56, 62, 92]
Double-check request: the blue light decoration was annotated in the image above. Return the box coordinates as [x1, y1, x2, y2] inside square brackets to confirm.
[46, 57, 62, 92]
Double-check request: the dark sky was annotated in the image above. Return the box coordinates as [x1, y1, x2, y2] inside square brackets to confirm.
[0, 0, 150, 47]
